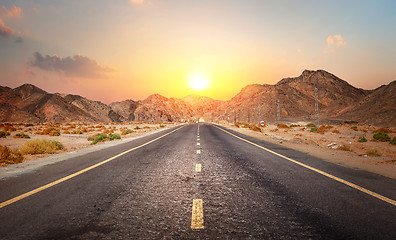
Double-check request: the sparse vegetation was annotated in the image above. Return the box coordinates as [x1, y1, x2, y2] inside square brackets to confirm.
[310, 127, 318, 132]
[373, 132, 391, 142]
[351, 126, 358, 131]
[14, 133, 30, 139]
[306, 123, 316, 128]
[19, 139, 64, 155]
[160, 124, 165, 128]
[88, 133, 121, 144]
[71, 130, 84, 134]
[121, 129, 133, 135]
[0, 131, 10, 138]
[366, 148, 382, 157]
[0, 145, 23, 165]
[390, 137, 396, 145]
[358, 136, 367, 142]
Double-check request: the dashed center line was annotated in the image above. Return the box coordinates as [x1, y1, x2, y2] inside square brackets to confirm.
[195, 164, 202, 172]
[197, 143, 200, 146]
[191, 199, 204, 229]
[196, 149, 201, 154]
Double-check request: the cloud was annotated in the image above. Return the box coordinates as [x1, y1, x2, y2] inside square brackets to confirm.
[30, 52, 114, 79]
[327, 34, 346, 47]
[0, 18, 14, 36]
[1, 5, 22, 17]
[130, 0, 144, 4]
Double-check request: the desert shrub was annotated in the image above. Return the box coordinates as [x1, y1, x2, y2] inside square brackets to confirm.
[14, 133, 30, 139]
[121, 129, 133, 135]
[134, 126, 141, 130]
[306, 123, 316, 128]
[366, 148, 382, 157]
[160, 124, 165, 128]
[374, 128, 392, 134]
[358, 136, 367, 142]
[3, 124, 16, 132]
[234, 122, 242, 128]
[248, 124, 261, 132]
[332, 129, 340, 134]
[25, 123, 34, 127]
[277, 123, 290, 129]
[310, 127, 318, 132]
[351, 126, 358, 131]
[373, 132, 390, 142]
[143, 126, 150, 129]
[390, 137, 396, 145]
[63, 130, 71, 134]
[71, 130, 83, 134]
[49, 129, 61, 136]
[0, 131, 10, 138]
[0, 145, 23, 165]
[19, 139, 64, 155]
[109, 133, 121, 140]
[289, 124, 300, 127]
[89, 133, 108, 144]
[337, 145, 352, 152]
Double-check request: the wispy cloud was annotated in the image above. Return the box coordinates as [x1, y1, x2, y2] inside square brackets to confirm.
[0, 5, 22, 38]
[324, 34, 346, 54]
[30, 52, 114, 79]
[1, 5, 22, 18]
[327, 34, 346, 47]
[0, 18, 14, 36]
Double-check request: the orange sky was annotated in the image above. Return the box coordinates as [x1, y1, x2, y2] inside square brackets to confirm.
[0, 1, 395, 103]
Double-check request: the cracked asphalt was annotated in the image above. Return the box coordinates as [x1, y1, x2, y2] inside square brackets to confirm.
[0, 123, 395, 239]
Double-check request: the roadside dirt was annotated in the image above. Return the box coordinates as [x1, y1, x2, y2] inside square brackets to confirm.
[218, 122, 396, 180]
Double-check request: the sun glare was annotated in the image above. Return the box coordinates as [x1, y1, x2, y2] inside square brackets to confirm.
[189, 74, 210, 91]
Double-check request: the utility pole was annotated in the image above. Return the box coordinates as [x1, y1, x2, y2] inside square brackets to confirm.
[315, 87, 319, 127]
[277, 99, 280, 124]
[258, 104, 261, 124]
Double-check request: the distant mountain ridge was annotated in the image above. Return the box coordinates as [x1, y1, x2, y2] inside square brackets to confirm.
[0, 70, 394, 126]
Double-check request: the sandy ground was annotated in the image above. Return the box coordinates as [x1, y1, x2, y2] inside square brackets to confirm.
[0, 122, 181, 164]
[218, 122, 396, 180]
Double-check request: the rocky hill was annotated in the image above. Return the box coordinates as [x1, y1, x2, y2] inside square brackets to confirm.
[0, 70, 394, 126]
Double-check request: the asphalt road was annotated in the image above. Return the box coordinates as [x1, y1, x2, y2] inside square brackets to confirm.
[0, 123, 395, 239]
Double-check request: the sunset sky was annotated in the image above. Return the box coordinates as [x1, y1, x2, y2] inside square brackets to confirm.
[0, 0, 395, 103]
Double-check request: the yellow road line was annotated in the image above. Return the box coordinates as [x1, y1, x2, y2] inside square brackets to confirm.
[195, 164, 202, 172]
[214, 125, 396, 206]
[197, 143, 200, 146]
[191, 199, 204, 229]
[197, 150, 201, 154]
[0, 126, 185, 209]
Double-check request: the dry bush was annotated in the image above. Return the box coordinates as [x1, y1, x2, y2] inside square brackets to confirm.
[14, 133, 30, 139]
[332, 129, 340, 134]
[0, 131, 10, 138]
[366, 148, 382, 157]
[277, 123, 290, 129]
[0, 145, 23, 165]
[374, 128, 392, 134]
[121, 129, 133, 135]
[40, 127, 61, 136]
[3, 124, 16, 132]
[248, 124, 261, 132]
[63, 130, 71, 134]
[19, 139, 64, 155]
[71, 130, 83, 134]
[143, 126, 150, 129]
[337, 145, 352, 152]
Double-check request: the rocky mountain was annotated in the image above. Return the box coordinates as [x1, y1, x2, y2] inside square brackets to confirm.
[0, 70, 394, 126]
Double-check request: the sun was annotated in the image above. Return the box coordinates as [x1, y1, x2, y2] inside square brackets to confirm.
[189, 74, 210, 91]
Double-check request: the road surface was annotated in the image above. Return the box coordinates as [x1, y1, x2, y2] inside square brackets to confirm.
[1, 123, 395, 239]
